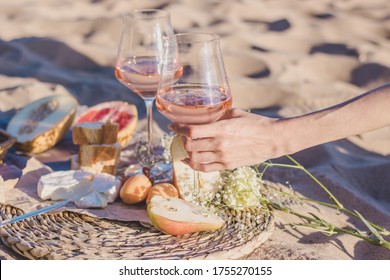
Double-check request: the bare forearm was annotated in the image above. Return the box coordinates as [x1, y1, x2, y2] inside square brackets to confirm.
[282, 83, 390, 154]
[172, 84, 390, 171]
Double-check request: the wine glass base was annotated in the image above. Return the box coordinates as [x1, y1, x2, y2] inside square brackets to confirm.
[124, 161, 172, 184]
[119, 133, 174, 183]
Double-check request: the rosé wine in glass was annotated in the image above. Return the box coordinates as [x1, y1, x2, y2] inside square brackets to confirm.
[156, 84, 232, 125]
[157, 33, 232, 193]
[115, 56, 183, 100]
[115, 9, 174, 165]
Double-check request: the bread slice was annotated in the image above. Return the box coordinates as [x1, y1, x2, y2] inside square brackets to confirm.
[78, 143, 121, 175]
[70, 154, 117, 175]
[80, 163, 118, 176]
[72, 121, 118, 145]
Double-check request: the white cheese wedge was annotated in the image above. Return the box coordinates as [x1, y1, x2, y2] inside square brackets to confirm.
[37, 170, 122, 207]
[91, 173, 121, 203]
[70, 154, 80, 170]
[75, 191, 108, 208]
[37, 170, 93, 201]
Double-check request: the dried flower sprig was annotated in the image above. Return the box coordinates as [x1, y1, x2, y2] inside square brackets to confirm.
[255, 155, 390, 250]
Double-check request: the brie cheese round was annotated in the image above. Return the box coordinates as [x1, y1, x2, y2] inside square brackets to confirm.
[37, 170, 122, 208]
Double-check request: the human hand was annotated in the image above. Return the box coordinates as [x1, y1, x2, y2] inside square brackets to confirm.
[169, 108, 288, 172]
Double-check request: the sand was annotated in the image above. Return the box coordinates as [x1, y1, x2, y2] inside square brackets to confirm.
[0, 0, 390, 260]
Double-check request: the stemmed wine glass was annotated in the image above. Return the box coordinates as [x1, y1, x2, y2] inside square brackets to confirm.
[156, 33, 232, 191]
[115, 9, 176, 166]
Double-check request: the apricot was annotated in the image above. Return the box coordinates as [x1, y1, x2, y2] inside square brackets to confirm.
[119, 174, 152, 204]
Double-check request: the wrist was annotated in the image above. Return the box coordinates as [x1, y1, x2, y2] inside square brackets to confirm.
[274, 118, 297, 156]
[275, 116, 315, 156]
[259, 117, 298, 158]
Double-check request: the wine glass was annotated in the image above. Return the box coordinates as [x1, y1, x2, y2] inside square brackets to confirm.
[115, 9, 175, 166]
[156, 33, 232, 192]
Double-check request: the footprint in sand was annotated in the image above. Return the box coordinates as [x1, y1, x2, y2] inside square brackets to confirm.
[311, 13, 335, 20]
[350, 63, 390, 88]
[267, 19, 291, 32]
[224, 54, 270, 79]
[309, 43, 359, 58]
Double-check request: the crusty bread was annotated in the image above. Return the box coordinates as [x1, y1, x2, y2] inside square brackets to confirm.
[80, 162, 118, 176]
[78, 143, 121, 175]
[72, 121, 121, 176]
[72, 121, 118, 145]
[71, 154, 118, 175]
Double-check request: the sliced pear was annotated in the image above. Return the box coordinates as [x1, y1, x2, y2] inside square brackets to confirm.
[147, 195, 225, 235]
[7, 95, 78, 154]
[170, 136, 220, 202]
[146, 183, 179, 204]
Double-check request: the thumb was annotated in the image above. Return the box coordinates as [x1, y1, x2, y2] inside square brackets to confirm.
[219, 108, 246, 120]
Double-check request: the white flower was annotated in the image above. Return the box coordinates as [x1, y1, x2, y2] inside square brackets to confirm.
[220, 166, 263, 210]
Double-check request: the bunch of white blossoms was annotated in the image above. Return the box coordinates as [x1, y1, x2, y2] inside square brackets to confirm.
[219, 166, 263, 210]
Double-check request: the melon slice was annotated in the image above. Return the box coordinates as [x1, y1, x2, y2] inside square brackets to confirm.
[170, 136, 221, 202]
[147, 195, 225, 235]
[75, 101, 138, 148]
[6, 95, 78, 154]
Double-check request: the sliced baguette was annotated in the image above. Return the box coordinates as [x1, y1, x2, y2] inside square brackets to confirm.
[72, 121, 118, 145]
[80, 162, 117, 176]
[78, 143, 121, 175]
[70, 154, 117, 175]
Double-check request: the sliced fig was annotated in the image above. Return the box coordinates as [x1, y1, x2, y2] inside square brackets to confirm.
[6, 95, 78, 154]
[75, 101, 138, 148]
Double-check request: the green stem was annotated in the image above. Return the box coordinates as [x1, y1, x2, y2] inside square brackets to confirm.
[255, 155, 390, 249]
[269, 188, 389, 235]
[269, 201, 387, 248]
[260, 156, 389, 235]
[287, 155, 344, 209]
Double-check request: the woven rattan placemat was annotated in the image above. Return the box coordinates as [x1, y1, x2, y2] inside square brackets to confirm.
[0, 203, 273, 260]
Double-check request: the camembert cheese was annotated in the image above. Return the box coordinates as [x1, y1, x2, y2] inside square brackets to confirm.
[37, 170, 122, 208]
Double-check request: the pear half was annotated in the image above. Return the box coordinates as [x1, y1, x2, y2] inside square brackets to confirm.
[147, 195, 225, 235]
[7, 95, 78, 153]
[170, 136, 220, 202]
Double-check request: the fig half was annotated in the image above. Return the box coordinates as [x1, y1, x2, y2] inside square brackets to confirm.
[75, 101, 138, 148]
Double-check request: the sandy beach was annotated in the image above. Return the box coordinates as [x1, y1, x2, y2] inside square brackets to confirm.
[0, 0, 390, 260]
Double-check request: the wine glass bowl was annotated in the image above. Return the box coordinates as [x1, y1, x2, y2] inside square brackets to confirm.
[156, 33, 232, 191]
[156, 33, 232, 125]
[115, 9, 175, 162]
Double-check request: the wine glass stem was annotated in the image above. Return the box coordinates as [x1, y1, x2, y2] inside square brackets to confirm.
[194, 169, 200, 199]
[145, 99, 154, 160]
